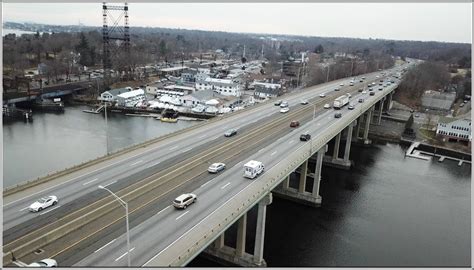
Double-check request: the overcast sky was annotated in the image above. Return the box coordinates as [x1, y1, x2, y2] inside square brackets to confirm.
[3, 2, 472, 43]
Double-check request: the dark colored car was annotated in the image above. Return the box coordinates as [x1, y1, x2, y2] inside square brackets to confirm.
[274, 100, 282, 106]
[290, 121, 300, 127]
[224, 128, 237, 137]
[358, 88, 363, 92]
[358, 98, 364, 103]
[370, 92, 375, 96]
[300, 133, 311, 141]
[334, 112, 342, 118]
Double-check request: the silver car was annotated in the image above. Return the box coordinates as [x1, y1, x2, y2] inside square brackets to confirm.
[208, 162, 226, 173]
[173, 193, 197, 209]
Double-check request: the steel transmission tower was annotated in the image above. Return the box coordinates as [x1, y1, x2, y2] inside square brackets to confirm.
[102, 2, 130, 87]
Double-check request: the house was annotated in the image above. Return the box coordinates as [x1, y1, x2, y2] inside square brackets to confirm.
[436, 117, 471, 143]
[253, 82, 282, 98]
[159, 66, 189, 77]
[99, 87, 132, 102]
[116, 89, 146, 107]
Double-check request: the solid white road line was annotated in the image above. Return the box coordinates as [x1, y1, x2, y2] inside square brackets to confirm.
[94, 239, 117, 253]
[39, 205, 60, 216]
[289, 140, 294, 144]
[169, 145, 179, 151]
[271, 151, 277, 156]
[103, 180, 117, 188]
[258, 149, 264, 153]
[130, 160, 143, 166]
[198, 134, 207, 139]
[181, 147, 193, 153]
[175, 211, 189, 220]
[19, 206, 30, 212]
[115, 247, 135, 261]
[157, 205, 171, 216]
[221, 182, 231, 190]
[82, 178, 99, 186]
[213, 135, 219, 140]
[201, 180, 212, 188]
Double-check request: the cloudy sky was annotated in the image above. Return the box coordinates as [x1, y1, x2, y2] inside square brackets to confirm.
[3, 2, 472, 43]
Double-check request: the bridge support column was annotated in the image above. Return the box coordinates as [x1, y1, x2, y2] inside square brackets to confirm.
[311, 147, 324, 203]
[273, 146, 327, 207]
[386, 91, 394, 110]
[253, 192, 272, 266]
[298, 160, 308, 192]
[332, 133, 341, 159]
[363, 107, 374, 145]
[282, 175, 290, 189]
[355, 117, 361, 140]
[213, 233, 225, 249]
[235, 213, 247, 257]
[377, 97, 385, 125]
[203, 195, 272, 267]
[343, 121, 354, 162]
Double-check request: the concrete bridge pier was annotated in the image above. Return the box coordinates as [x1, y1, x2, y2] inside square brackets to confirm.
[376, 97, 386, 125]
[204, 193, 273, 267]
[363, 106, 374, 145]
[385, 91, 394, 110]
[323, 121, 355, 169]
[273, 146, 326, 207]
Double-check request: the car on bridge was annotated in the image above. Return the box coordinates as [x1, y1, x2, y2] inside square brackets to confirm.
[280, 101, 289, 108]
[319, 93, 326, 97]
[334, 87, 340, 91]
[28, 259, 58, 267]
[300, 99, 309, 104]
[300, 133, 311, 141]
[358, 88, 364, 92]
[348, 104, 355, 110]
[173, 193, 197, 209]
[358, 98, 365, 103]
[334, 112, 342, 118]
[208, 162, 226, 173]
[324, 103, 331, 109]
[224, 129, 238, 137]
[362, 90, 367, 94]
[280, 107, 290, 113]
[378, 87, 383, 91]
[29, 196, 58, 212]
[290, 121, 300, 127]
[340, 83, 344, 86]
[274, 100, 282, 106]
[370, 92, 375, 96]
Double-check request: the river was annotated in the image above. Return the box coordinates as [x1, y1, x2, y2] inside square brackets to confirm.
[3, 105, 197, 187]
[2, 106, 470, 266]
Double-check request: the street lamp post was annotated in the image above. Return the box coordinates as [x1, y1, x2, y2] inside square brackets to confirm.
[105, 101, 109, 155]
[98, 185, 131, 267]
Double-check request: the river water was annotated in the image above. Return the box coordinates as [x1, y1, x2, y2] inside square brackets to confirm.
[3, 106, 471, 266]
[3, 105, 196, 187]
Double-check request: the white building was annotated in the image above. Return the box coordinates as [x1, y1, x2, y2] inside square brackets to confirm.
[436, 118, 471, 143]
[99, 87, 133, 102]
[116, 89, 146, 107]
[195, 77, 241, 97]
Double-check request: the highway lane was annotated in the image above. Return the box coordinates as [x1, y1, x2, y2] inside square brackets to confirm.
[4, 65, 409, 265]
[3, 71, 383, 232]
[75, 86, 388, 267]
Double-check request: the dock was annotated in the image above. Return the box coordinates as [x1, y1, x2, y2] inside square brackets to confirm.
[406, 141, 471, 166]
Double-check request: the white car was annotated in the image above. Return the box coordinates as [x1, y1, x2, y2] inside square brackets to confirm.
[300, 99, 309, 105]
[362, 90, 367, 94]
[28, 259, 58, 267]
[340, 83, 344, 86]
[323, 103, 331, 109]
[29, 196, 58, 212]
[280, 107, 290, 113]
[173, 193, 197, 209]
[208, 162, 226, 173]
[319, 93, 326, 98]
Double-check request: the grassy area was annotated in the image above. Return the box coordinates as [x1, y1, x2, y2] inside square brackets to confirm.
[418, 128, 437, 141]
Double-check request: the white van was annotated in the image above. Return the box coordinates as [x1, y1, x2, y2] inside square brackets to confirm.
[243, 160, 265, 179]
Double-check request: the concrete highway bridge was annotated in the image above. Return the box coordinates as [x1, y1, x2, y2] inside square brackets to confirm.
[2, 62, 412, 267]
[3, 82, 90, 105]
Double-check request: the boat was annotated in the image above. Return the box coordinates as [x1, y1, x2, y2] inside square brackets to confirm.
[160, 117, 178, 123]
[33, 98, 64, 112]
